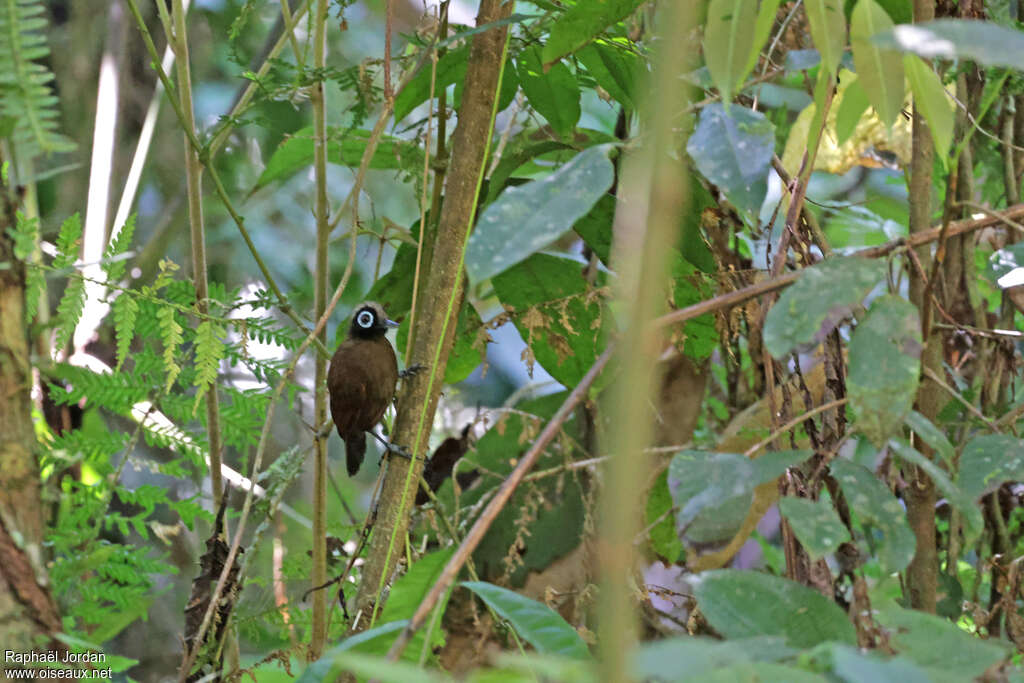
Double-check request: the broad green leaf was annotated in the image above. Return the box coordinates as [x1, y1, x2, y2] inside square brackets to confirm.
[298, 631, 445, 683]
[903, 411, 955, 467]
[669, 249, 717, 361]
[645, 469, 684, 564]
[462, 582, 590, 659]
[957, 433, 1024, 501]
[830, 459, 914, 573]
[353, 550, 454, 664]
[396, 300, 483, 384]
[873, 19, 1024, 70]
[804, 0, 846, 75]
[875, 604, 1010, 683]
[668, 450, 811, 544]
[848, 295, 921, 446]
[572, 193, 615, 265]
[485, 140, 574, 205]
[778, 497, 851, 559]
[703, 0, 759, 105]
[829, 643, 932, 683]
[253, 127, 424, 192]
[485, 653, 597, 682]
[686, 103, 774, 214]
[576, 40, 642, 110]
[633, 636, 797, 682]
[394, 45, 469, 123]
[764, 258, 886, 358]
[492, 254, 610, 388]
[744, 0, 784, 76]
[467, 145, 614, 285]
[541, 0, 645, 66]
[697, 663, 828, 682]
[851, 0, 905, 127]
[888, 439, 983, 544]
[835, 76, 871, 145]
[904, 54, 953, 165]
[517, 46, 581, 140]
[694, 570, 857, 648]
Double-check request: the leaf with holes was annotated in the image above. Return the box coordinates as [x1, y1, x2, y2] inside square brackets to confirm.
[764, 257, 886, 358]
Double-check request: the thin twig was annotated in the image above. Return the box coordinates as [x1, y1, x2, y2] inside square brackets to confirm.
[743, 398, 849, 459]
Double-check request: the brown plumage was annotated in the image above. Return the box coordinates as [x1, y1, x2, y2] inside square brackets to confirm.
[327, 302, 399, 476]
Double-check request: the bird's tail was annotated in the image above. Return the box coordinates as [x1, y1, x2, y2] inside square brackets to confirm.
[344, 434, 366, 476]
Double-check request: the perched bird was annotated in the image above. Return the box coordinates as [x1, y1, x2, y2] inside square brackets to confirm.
[328, 302, 400, 476]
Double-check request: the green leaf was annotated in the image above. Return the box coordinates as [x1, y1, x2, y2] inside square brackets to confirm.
[957, 433, 1024, 501]
[875, 604, 1010, 682]
[904, 54, 953, 165]
[902, 410, 955, 468]
[888, 438, 982, 544]
[157, 305, 183, 392]
[778, 497, 851, 560]
[633, 636, 797, 682]
[54, 276, 85, 351]
[192, 320, 225, 415]
[300, 635, 445, 683]
[103, 214, 136, 284]
[694, 570, 857, 648]
[872, 19, 1024, 70]
[394, 45, 469, 124]
[53, 212, 82, 269]
[829, 643, 933, 683]
[764, 257, 886, 358]
[835, 76, 871, 145]
[541, 0, 645, 66]
[517, 46, 581, 140]
[492, 253, 610, 388]
[112, 295, 138, 372]
[668, 450, 811, 544]
[848, 295, 921, 446]
[576, 40, 642, 110]
[851, 0, 905, 127]
[646, 469, 684, 564]
[572, 193, 615, 265]
[9, 210, 38, 261]
[830, 459, 914, 573]
[669, 250, 718, 361]
[396, 300, 482, 384]
[350, 549, 454, 664]
[485, 140, 575, 206]
[804, 0, 846, 75]
[254, 127, 424, 192]
[462, 581, 590, 659]
[686, 103, 774, 214]
[744, 0, 784, 76]
[467, 145, 615, 285]
[703, 0, 759, 105]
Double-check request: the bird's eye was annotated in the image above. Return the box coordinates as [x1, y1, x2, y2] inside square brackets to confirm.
[357, 310, 375, 328]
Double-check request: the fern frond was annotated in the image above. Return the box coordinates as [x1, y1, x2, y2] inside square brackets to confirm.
[9, 210, 43, 321]
[112, 294, 138, 371]
[157, 305, 183, 391]
[52, 212, 81, 269]
[0, 0, 75, 156]
[53, 275, 84, 350]
[192, 320, 224, 415]
[103, 214, 136, 283]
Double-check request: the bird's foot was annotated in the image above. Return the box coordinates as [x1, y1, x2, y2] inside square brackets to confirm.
[399, 363, 427, 380]
[371, 430, 415, 462]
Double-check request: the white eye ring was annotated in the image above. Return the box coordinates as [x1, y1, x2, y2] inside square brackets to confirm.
[357, 310, 375, 328]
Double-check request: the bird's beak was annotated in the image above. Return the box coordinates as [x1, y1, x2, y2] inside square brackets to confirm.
[386, 318, 400, 328]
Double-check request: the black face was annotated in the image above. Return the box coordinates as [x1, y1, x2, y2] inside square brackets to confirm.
[348, 302, 396, 339]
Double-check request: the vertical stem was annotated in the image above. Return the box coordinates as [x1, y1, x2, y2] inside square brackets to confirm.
[598, 3, 695, 681]
[171, 0, 223, 508]
[905, 0, 939, 614]
[309, 0, 330, 659]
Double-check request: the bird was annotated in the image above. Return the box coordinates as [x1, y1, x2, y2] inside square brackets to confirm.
[327, 302, 400, 476]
